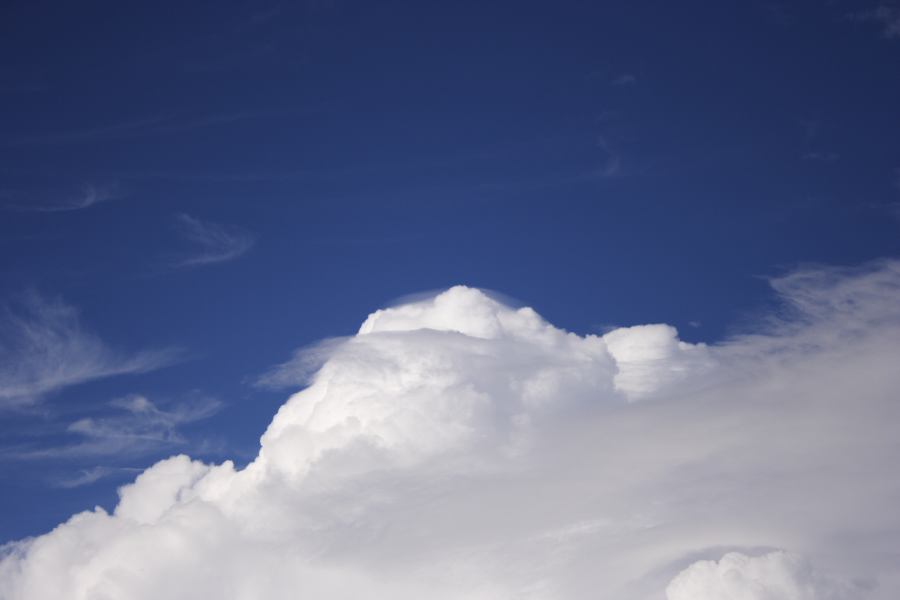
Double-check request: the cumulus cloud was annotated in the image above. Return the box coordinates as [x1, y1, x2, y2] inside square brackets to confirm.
[1, 262, 900, 599]
[172, 213, 256, 268]
[0, 292, 178, 407]
[666, 551, 859, 600]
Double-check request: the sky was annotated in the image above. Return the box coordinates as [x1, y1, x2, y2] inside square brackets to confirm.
[1, 1, 899, 599]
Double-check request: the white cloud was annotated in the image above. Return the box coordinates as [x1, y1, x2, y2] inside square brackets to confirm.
[0, 292, 178, 407]
[852, 4, 900, 38]
[801, 151, 840, 162]
[666, 551, 859, 600]
[254, 338, 347, 389]
[593, 134, 623, 178]
[172, 213, 255, 268]
[1, 183, 120, 212]
[6, 112, 283, 146]
[603, 323, 712, 398]
[16, 394, 222, 460]
[2, 262, 900, 599]
[52, 466, 140, 489]
[611, 73, 637, 86]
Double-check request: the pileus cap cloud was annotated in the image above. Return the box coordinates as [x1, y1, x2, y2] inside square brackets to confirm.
[2, 266, 899, 599]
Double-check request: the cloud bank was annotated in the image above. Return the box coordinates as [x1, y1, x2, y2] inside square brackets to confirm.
[2, 261, 899, 599]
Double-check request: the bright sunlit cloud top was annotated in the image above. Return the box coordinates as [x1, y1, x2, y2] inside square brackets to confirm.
[2, 261, 899, 600]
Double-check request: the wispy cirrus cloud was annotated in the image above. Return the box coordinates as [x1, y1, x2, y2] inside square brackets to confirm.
[18, 393, 222, 461]
[801, 151, 840, 162]
[849, 3, 900, 38]
[6, 111, 287, 147]
[591, 134, 623, 178]
[172, 213, 256, 268]
[0, 292, 179, 408]
[6, 117, 167, 146]
[611, 73, 637, 86]
[1, 182, 121, 212]
[0, 81, 49, 94]
[52, 465, 141, 489]
[254, 338, 347, 389]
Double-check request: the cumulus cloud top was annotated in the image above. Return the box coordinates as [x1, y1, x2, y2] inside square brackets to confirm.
[666, 551, 858, 600]
[2, 263, 900, 600]
[357, 285, 543, 338]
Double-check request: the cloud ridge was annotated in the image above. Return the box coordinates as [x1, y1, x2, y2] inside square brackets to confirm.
[1, 263, 900, 599]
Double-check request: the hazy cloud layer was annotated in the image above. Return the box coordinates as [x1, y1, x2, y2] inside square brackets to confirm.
[0, 293, 178, 408]
[172, 213, 255, 268]
[1, 262, 899, 599]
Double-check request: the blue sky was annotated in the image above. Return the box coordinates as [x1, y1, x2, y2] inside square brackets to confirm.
[1, 0, 899, 550]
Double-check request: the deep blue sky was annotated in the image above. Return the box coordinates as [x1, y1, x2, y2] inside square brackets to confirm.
[1, 0, 899, 542]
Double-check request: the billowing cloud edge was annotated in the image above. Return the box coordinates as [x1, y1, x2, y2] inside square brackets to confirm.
[1, 260, 899, 599]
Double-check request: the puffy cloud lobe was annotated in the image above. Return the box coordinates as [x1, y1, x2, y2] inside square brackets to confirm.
[603, 323, 711, 398]
[2, 266, 900, 599]
[258, 286, 622, 480]
[666, 552, 857, 600]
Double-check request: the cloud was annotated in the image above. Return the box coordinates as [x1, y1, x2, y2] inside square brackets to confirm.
[666, 551, 860, 600]
[0, 292, 179, 408]
[884, 201, 900, 222]
[850, 4, 900, 38]
[172, 213, 255, 268]
[17, 394, 222, 460]
[0, 82, 49, 94]
[1, 183, 121, 212]
[6, 112, 283, 146]
[52, 466, 141, 489]
[611, 74, 637, 86]
[801, 151, 840, 162]
[2, 262, 900, 599]
[254, 338, 347, 389]
[590, 134, 622, 178]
